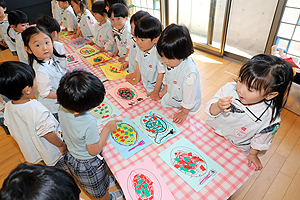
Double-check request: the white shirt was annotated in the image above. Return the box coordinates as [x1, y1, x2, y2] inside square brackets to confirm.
[15, 32, 28, 64]
[61, 5, 77, 32]
[51, 0, 62, 23]
[93, 20, 115, 52]
[79, 9, 96, 40]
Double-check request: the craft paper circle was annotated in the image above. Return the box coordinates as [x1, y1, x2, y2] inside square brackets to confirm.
[79, 47, 96, 55]
[111, 123, 137, 146]
[90, 103, 112, 119]
[116, 87, 136, 100]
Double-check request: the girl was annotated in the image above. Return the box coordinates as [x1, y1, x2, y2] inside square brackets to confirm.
[157, 24, 202, 124]
[57, 0, 77, 34]
[22, 26, 66, 119]
[70, 0, 96, 41]
[88, 0, 115, 53]
[205, 54, 293, 171]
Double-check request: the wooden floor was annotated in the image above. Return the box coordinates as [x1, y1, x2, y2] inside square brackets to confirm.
[1, 48, 300, 200]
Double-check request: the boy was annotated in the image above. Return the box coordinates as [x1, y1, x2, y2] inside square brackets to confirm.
[57, 70, 121, 200]
[8, 10, 29, 64]
[57, 0, 77, 34]
[0, 0, 7, 50]
[51, 0, 62, 23]
[127, 15, 164, 100]
[0, 61, 67, 167]
[108, 3, 130, 62]
[0, 163, 81, 200]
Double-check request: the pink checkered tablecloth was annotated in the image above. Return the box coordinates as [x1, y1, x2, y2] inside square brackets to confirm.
[101, 78, 255, 200]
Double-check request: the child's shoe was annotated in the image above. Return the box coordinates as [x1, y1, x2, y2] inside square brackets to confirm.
[108, 175, 117, 189]
[109, 189, 124, 200]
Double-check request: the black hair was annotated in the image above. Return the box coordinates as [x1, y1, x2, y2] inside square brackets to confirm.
[157, 24, 194, 60]
[71, 0, 87, 13]
[105, 0, 127, 8]
[7, 10, 29, 26]
[22, 26, 66, 67]
[0, 61, 35, 100]
[135, 15, 162, 40]
[57, 0, 70, 3]
[57, 70, 106, 113]
[130, 10, 149, 25]
[107, 3, 128, 18]
[0, 0, 7, 9]
[92, 0, 107, 15]
[36, 15, 61, 34]
[239, 54, 293, 123]
[0, 163, 81, 200]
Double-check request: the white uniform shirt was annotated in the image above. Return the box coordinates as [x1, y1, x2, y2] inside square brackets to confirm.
[61, 5, 77, 32]
[113, 21, 130, 57]
[51, 0, 62, 23]
[15, 32, 28, 64]
[126, 34, 137, 73]
[79, 9, 96, 40]
[0, 15, 16, 52]
[53, 41, 67, 70]
[93, 20, 115, 52]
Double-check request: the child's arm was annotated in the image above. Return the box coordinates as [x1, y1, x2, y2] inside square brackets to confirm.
[110, 41, 119, 57]
[148, 73, 164, 101]
[119, 48, 130, 65]
[209, 96, 233, 116]
[127, 62, 141, 85]
[121, 61, 129, 70]
[47, 91, 57, 99]
[36, 73, 57, 99]
[248, 147, 263, 171]
[103, 27, 115, 52]
[72, 26, 81, 38]
[43, 131, 67, 155]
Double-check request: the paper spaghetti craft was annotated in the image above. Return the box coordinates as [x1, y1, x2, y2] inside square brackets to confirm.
[86, 53, 110, 65]
[133, 108, 182, 146]
[59, 31, 68, 38]
[100, 62, 128, 80]
[159, 137, 224, 192]
[75, 45, 99, 57]
[107, 82, 147, 109]
[67, 38, 88, 48]
[66, 53, 82, 65]
[90, 97, 122, 126]
[116, 159, 175, 200]
[108, 117, 152, 160]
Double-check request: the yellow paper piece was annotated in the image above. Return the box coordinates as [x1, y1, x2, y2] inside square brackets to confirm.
[100, 62, 128, 80]
[86, 53, 111, 65]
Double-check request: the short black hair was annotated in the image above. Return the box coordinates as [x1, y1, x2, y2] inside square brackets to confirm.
[36, 15, 61, 34]
[0, 163, 81, 200]
[57, 71, 106, 113]
[130, 10, 149, 25]
[8, 10, 29, 26]
[157, 23, 194, 59]
[92, 0, 107, 15]
[135, 15, 162, 40]
[0, 0, 7, 9]
[0, 61, 35, 100]
[105, 0, 127, 8]
[57, 0, 70, 3]
[108, 3, 128, 18]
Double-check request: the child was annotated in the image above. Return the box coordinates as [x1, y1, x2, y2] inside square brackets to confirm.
[57, 70, 121, 200]
[22, 26, 66, 119]
[7, 10, 29, 64]
[0, 163, 81, 200]
[51, 0, 62, 23]
[88, 0, 115, 53]
[0, 61, 67, 167]
[121, 10, 149, 71]
[108, 3, 130, 62]
[205, 54, 293, 171]
[57, 0, 77, 34]
[0, 0, 8, 50]
[127, 15, 164, 100]
[70, 0, 96, 40]
[36, 15, 67, 70]
[157, 24, 202, 124]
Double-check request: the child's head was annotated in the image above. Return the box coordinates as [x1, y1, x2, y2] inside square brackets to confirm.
[130, 10, 149, 37]
[0, 163, 81, 200]
[70, 0, 87, 15]
[22, 26, 54, 66]
[8, 10, 29, 33]
[238, 54, 293, 122]
[57, 0, 70, 9]
[0, 0, 7, 17]
[57, 70, 106, 113]
[0, 61, 36, 101]
[36, 15, 61, 41]
[135, 15, 162, 52]
[105, 0, 127, 8]
[108, 3, 128, 31]
[92, 0, 108, 23]
[157, 24, 194, 67]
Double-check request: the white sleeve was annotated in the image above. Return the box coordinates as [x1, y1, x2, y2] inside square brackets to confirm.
[181, 73, 197, 109]
[36, 72, 52, 98]
[67, 11, 75, 32]
[157, 61, 165, 74]
[126, 34, 131, 49]
[204, 84, 227, 117]
[0, 96, 5, 111]
[104, 27, 115, 51]
[250, 123, 279, 151]
[87, 15, 96, 37]
[36, 111, 57, 137]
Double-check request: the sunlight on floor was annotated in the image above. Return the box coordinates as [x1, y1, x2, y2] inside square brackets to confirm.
[191, 54, 223, 64]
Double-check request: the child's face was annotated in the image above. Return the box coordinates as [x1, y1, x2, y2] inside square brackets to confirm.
[0, 6, 6, 18]
[110, 12, 127, 31]
[26, 32, 53, 61]
[58, 1, 69, 9]
[236, 80, 265, 106]
[94, 13, 106, 23]
[70, 1, 81, 14]
[12, 23, 29, 33]
[136, 37, 157, 52]
[161, 56, 183, 68]
[130, 21, 135, 37]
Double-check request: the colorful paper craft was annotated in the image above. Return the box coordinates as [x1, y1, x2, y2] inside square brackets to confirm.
[108, 117, 152, 160]
[75, 45, 99, 57]
[116, 159, 175, 200]
[86, 53, 110, 65]
[107, 82, 147, 109]
[67, 38, 88, 48]
[100, 62, 128, 81]
[66, 53, 82, 65]
[90, 97, 122, 126]
[59, 31, 68, 38]
[159, 137, 224, 192]
[133, 108, 182, 146]
[68, 65, 88, 72]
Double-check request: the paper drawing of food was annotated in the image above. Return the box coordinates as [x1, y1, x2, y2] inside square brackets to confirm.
[133, 174, 154, 200]
[93, 56, 104, 63]
[117, 87, 136, 100]
[111, 123, 137, 146]
[80, 47, 95, 55]
[109, 65, 122, 73]
[90, 103, 111, 119]
[67, 54, 75, 62]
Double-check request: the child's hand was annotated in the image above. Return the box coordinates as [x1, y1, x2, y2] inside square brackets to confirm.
[99, 47, 105, 52]
[58, 142, 68, 155]
[118, 57, 125, 62]
[88, 40, 94, 45]
[127, 78, 138, 85]
[110, 52, 118, 57]
[104, 119, 122, 133]
[217, 96, 233, 112]
[67, 31, 74, 36]
[126, 72, 136, 81]
[173, 109, 189, 124]
[248, 154, 263, 171]
[121, 62, 129, 70]
[159, 87, 167, 99]
[147, 90, 160, 101]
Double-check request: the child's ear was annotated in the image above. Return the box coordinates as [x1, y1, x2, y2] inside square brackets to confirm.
[22, 86, 31, 95]
[24, 46, 32, 54]
[52, 31, 58, 39]
[152, 36, 159, 44]
[10, 24, 16, 29]
[73, 111, 80, 115]
[265, 91, 279, 100]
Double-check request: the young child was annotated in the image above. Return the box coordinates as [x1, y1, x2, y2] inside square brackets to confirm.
[88, 0, 115, 53]
[121, 10, 149, 71]
[0, 0, 8, 50]
[51, 0, 62, 23]
[57, 70, 121, 200]
[205, 54, 293, 171]
[7, 10, 29, 64]
[22, 26, 66, 119]
[36, 15, 67, 70]
[108, 3, 130, 62]
[57, 0, 77, 34]
[127, 15, 164, 99]
[70, 0, 96, 40]
[157, 24, 202, 124]
[0, 163, 81, 200]
[0, 61, 67, 167]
